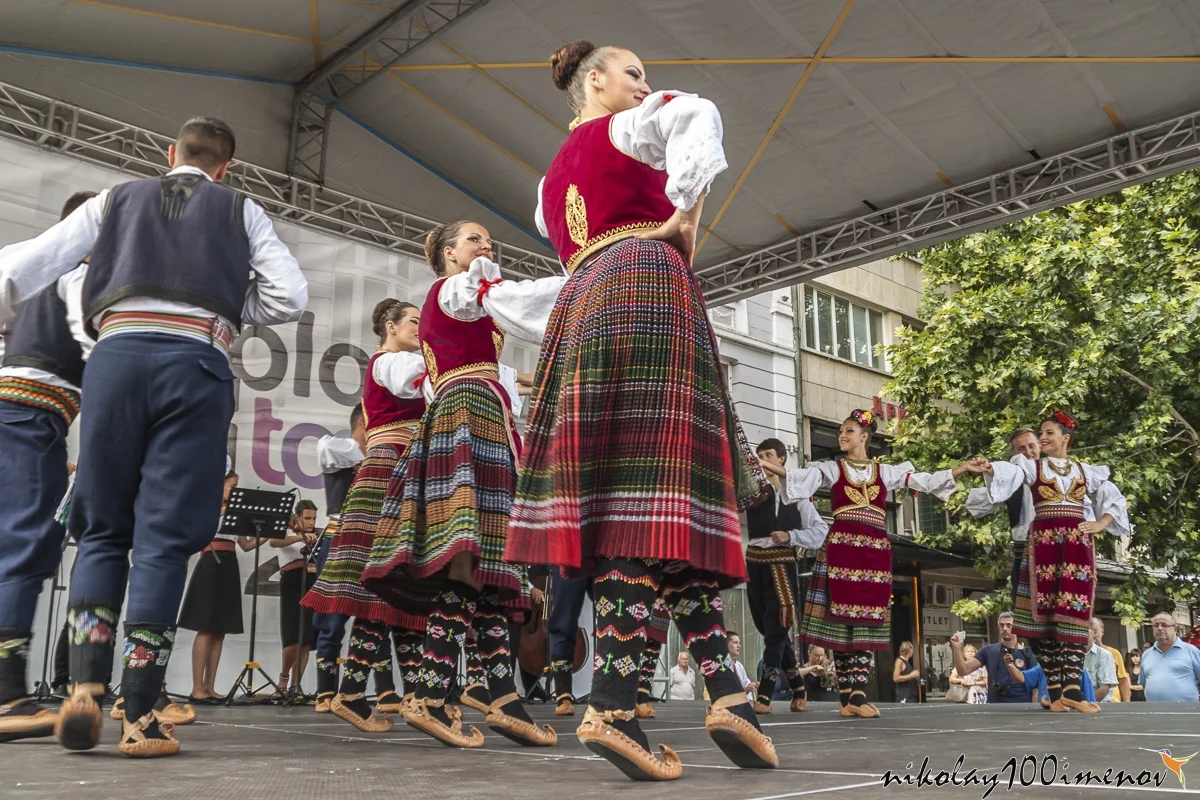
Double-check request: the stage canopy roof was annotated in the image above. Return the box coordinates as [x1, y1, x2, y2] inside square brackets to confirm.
[2, 0, 1200, 302]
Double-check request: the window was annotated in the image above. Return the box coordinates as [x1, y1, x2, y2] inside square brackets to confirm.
[803, 286, 885, 370]
[709, 299, 748, 334]
[915, 494, 948, 536]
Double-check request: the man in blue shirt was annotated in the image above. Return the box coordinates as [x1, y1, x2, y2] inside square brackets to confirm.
[1141, 613, 1200, 702]
[950, 612, 1037, 704]
[1004, 652, 1096, 704]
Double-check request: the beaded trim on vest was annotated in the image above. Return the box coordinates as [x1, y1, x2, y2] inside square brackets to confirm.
[744, 547, 798, 565]
[429, 363, 501, 395]
[0, 377, 81, 426]
[565, 223, 664, 275]
[98, 311, 235, 355]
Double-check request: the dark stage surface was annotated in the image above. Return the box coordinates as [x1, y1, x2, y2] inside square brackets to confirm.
[4, 700, 1199, 799]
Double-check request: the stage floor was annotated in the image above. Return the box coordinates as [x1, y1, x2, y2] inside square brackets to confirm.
[5, 700, 1199, 799]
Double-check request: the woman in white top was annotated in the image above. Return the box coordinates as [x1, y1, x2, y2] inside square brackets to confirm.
[668, 652, 696, 701]
[761, 409, 986, 719]
[983, 411, 1129, 713]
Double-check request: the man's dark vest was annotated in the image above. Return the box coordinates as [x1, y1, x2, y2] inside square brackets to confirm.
[323, 467, 356, 517]
[2, 280, 85, 387]
[746, 485, 805, 542]
[83, 173, 252, 337]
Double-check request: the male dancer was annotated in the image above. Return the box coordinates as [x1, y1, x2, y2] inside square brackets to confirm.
[965, 427, 1039, 608]
[0, 192, 94, 743]
[748, 438, 828, 712]
[0, 116, 307, 757]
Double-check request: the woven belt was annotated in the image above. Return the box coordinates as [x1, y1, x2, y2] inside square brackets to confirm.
[745, 547, 799, 565]
[0, 377, 80, 426]
[98, 311, 235, 355]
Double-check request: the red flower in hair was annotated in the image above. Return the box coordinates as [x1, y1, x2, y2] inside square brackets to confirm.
[1053, 411, 1077, 430]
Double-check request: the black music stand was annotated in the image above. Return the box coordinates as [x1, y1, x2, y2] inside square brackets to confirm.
[221, 487, 295, 706]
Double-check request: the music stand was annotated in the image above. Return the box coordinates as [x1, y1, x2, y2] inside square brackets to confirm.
[221, 487, 295, 706]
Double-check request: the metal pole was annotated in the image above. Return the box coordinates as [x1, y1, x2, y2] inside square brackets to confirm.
[789, 285, 808, 461]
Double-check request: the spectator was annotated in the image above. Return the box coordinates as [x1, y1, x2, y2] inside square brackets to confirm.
[726, 632, 758, 702]
[800, 645, 836, 702]
[1140, 612, 1200, 702]
[668, 651, 696, 700]
[892, 641, 921, 703]
[1083, 625, 1117, 704]
[1126, 649, 1146, 702]
[1089, 617, 1130, 701]
[1142, 640, 1153, 652]
[950, 612, 1036, 704]
[949, 644, 988, 704]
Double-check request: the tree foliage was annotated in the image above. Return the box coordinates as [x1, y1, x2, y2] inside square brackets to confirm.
[884, 171, 1200, 626]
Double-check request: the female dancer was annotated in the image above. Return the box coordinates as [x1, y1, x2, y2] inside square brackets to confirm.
[502, 40, 776, 780]
[178, 471, 263, 703]
[983, 411, 1129, 713]
[301, 299, 429, 732]
[363, 222, 560, 749]
[760, 409, 985, 718]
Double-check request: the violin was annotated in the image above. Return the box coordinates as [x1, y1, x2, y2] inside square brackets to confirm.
[517, 570, 587, 678]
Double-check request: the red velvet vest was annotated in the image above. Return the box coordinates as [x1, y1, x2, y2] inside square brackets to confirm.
[542, 116, 675, 273]
[1022, 459, 1094, 639]
[824, 461, 892, 627]
[361, 351, 426, 442]
[419, 279, 506, 398]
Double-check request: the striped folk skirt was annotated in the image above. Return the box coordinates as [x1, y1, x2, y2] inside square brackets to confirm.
[1012, 515, 1093, 646]
[504, 238, 768, 587]
[301, 434, 426, 630]
[800, 547, 892, 653]
[362, 378, 530, 622]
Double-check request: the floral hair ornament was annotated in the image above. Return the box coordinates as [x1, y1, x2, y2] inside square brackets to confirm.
[1052, 411, 1077, 430]
[851, 409, 875, 427]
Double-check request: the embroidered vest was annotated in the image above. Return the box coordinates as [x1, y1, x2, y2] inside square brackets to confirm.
[361, 351, 426, 438]
[418, 279, 506, 397]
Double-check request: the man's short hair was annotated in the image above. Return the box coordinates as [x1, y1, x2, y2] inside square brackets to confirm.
[998, 611, 1015, 622]
[1008, 427, 1036, 443]
[349, 403, 364, 429]
[295, 499, 318, 515]
[176, 116, 236, 169]
[756, 437, 787, 464]
[727, 631, 739, 640]
[60, 190, 97, 221]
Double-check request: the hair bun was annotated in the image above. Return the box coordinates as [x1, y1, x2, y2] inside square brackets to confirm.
[550, 39, 595, 91]
[424, 224, 446, 269]
[371, 298, 401, 338]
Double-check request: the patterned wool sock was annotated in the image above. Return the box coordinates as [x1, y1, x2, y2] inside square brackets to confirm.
[551, 660, 573, 704]
[120, 624, 176, 740]
[465, 629, 487, 686]
[664, 577, 761, 733]
[1060, 641, 1087, 702]
[372, 639, 396, 699]
[847, 652, 873, 706]
[416, 581, 479, 725]
[315, 654, 339, 700]
[786, 666, 807, 702]
[67, 604, 119, 695]
[589, 558, 660, 752]
[637, 638, 662, 704]
[340, 619, 387, 718]
[473, 593, 531, 723]
[1039, 639, 1063, 702]
[0, 631, 31, 706]
[392, 629, 424, 695]
[833, 651, 855, 707]
[757, 667, 778, 707]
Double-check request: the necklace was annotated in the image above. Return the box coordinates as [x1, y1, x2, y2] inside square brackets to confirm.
[844, 457, 873, 469]
[1047, 458, 1073, 477]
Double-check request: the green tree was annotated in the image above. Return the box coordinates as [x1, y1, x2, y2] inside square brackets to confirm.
[884, 171, 1200, 626]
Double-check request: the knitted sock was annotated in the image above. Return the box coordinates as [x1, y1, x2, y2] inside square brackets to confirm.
[315, 654, 338, 699]
[786, 666, 806, 701]
[1060, 641, 1087, 702]
[637, 638, 662, 703]
[340, 619, 387, 718]
[847, 652, 873, 706]
[67, 603, 119, 693]
[757, 667, 778, 707]
[416, 581, 479, 726]
[392, 629, 424, 695]
[464, 629, 487, 686]
[0, 631, 31, 706]
[664, 577, 762, 732]
[833, 651, 855, 707]
[372, 639, 396, 698]
[120, 624, 175, 740]
[589, 558, 660, 753]
[1039, 638, 1063, 702]
[551, 659, 573, 703]
[473, 593, 531, 723]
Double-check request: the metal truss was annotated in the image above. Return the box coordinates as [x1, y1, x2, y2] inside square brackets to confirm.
[287, 0, 490, 183]
[0, 79, 561, 280]
[698, 107, 1200, 306]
